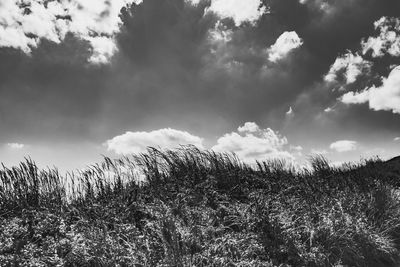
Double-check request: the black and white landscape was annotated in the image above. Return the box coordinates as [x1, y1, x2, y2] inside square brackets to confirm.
[0, 0, 400, 266]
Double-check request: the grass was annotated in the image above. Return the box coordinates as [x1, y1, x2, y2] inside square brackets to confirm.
[0, 146, 400, 266]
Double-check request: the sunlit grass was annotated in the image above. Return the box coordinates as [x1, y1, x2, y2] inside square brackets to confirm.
[0, 146, 399, 266]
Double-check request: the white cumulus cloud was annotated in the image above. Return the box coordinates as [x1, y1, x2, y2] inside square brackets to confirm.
[106, 128, 204, 155]
[212, 122, 294, 163]
[329, 140, 357, 152]
[206, 0, 266, 26]
[237, 122, 260, 133]
[7, 143, 25, 149]
[0, 0, 142, 63]
[340, 90, 370, 104]
[324, 52, 371, 84]
[362, 17, 400, 58]
[185, 0, 202, 5]
[107, 123, 300, 164]
[286, 106, 294, 115]
[267, 31, 303, 62]
[340, 66, 400, 114]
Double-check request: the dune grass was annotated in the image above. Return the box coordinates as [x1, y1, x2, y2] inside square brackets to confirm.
[1, 146, 400, 266]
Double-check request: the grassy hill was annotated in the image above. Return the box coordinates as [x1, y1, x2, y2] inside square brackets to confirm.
[1, 146, 400, 266]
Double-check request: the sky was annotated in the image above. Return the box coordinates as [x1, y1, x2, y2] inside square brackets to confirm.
[0, 0, 400, 172]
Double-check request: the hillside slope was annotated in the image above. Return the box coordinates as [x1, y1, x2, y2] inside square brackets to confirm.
[1, 147, 400, 266]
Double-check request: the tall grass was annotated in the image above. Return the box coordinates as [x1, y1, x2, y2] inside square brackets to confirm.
[0, 146, 399, 266]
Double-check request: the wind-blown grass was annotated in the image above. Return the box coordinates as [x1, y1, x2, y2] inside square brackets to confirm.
[0, 146, 400, 266]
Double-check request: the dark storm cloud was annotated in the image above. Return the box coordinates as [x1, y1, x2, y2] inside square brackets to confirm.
[105, 0, 400, 136]
[0, 0, 400, 148]
[0, 34, 109, 143]
[99, 0, 316, 133]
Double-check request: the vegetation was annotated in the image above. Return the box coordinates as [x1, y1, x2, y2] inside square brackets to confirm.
[1, 146, 400, 266]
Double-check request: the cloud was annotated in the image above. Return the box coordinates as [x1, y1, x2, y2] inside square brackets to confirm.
[206, 0, 266, 26]
[329, 140, 357, 152]
[186, 0, 202, 5]
[340, 66, 400, 114]
[86, 36, 118, 64]
[208, 21, 233, 44]
[362, 17, 400, 57]
[106, 122, 298, 164]
[297, 0, 334, 14]
[324, 51, 371, 84]
[286, 106, 294, 115]
[238, 122, 260, 133]
[105, 128, 204, 155]
[290, 145, 303, 151]
[340, 90, 370, 104]
[267, 31, 303, 62]
[395, 137, 400, 141]
[7, 143, 25, 149]
[0, 0, 142, 63]
[212, 122, 294, 163]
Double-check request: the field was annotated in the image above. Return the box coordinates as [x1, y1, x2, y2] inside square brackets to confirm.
[1, 146, 400, 266]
